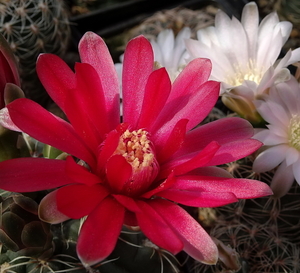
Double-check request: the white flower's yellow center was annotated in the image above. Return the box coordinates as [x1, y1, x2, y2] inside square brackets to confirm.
[288, 115, 300, 150]
[228, 60, 263, 87]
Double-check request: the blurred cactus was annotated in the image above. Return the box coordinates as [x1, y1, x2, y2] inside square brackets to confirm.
[194, 155, 300, 273]
[126, 6, 217, 42]
[0, 0, 70, 105]
[0, 195, 180, 273]
[0, 192, 53, 257]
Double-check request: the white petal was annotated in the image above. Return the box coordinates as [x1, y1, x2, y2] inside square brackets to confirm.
[266, 124, 288, 138]
[172, 27, 191, 68]
[151, 39, 163, 65]
[279, 21, 293, 44]
[285, 146, 300, 166]
[197, 26, 219, 47]
[285, 47, 300, 66]
[273, 68, 291, 84]
[185, 39, 233, 82]
[256, 100, 289, 127]
[254, 128, 286, 145]
[271, 161, 294, 197]
[157, 29, 175, 67]
[257, 25, 282, 68]
[253, 144, 288, 172]
[241, 2, 259, 59]
[292, 158, 300, 185]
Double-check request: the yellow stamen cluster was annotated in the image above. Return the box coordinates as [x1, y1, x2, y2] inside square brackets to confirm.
[115, 129, 155, 170]
[288, 115, 300, 150]
[228, 59, 263, 87]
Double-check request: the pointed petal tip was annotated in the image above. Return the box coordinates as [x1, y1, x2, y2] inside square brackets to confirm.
[38, 191, 70, 224]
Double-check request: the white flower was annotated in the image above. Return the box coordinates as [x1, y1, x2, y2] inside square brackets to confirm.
[185, 1, 300, 124]
[253, 76, 300, 197]
[150, 27, 191, 81]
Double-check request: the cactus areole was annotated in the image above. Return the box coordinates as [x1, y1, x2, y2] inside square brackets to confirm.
[0, 32, 272, 267]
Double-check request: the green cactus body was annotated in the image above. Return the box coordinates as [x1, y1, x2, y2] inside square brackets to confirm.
[0, 0, 70, 104]
[195, 156, 300, 273]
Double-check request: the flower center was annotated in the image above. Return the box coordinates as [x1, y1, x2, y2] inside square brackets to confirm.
[228, 60, 263, 87]
[114, 128, 159, 195]
[288, 115, 300, 150]
[115, 129, 155, 169]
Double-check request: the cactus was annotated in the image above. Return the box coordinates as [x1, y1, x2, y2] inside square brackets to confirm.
[0, 191, 54, 258]
[126, 6, 217, 42]
[194, 155, 300, 273]
[0, 0, 70, 105]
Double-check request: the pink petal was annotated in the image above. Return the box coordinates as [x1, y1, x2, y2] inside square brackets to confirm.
[7, 98, 95, 167]
[122, 36, 154, 127]
[135, 200, 183, 254]
[137, 68, 171, 130]
[158, 141, 220, 179]
[207, 139, 262, 166]
[56, 184, 109, 219]
[157, 189, 238, 207]
[153, 81, 220, 143]
[65, 157, 102, 186]
[173, 175, 273, 199]
[79, 32, 120, 126]
[39, 190, 70, 224]
[179, 117, 256, 154]
[74, 62, 117, 135]
[150, 199, 218, 264]
[152, 58, 219, 134]
[77, 197, 125, 266]
[155, 119, 188, 163]
[0, 158, 71, 192]
[63, 63, 114, 148]
[168, 58, 212, 102]
[106, 155, 132, 193]
[36, 54, 76, 112]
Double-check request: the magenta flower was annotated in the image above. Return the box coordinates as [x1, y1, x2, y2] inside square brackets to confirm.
[0, 32, 272, 267]
[0, 33, 20, 109]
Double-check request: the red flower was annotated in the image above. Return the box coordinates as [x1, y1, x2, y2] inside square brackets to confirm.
[0, 33, 21, 109]
[0, 32, 272, 267]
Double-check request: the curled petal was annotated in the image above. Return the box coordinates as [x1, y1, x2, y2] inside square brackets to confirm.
[39, 190, 70, 224]
[0, 107, 21, 132]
